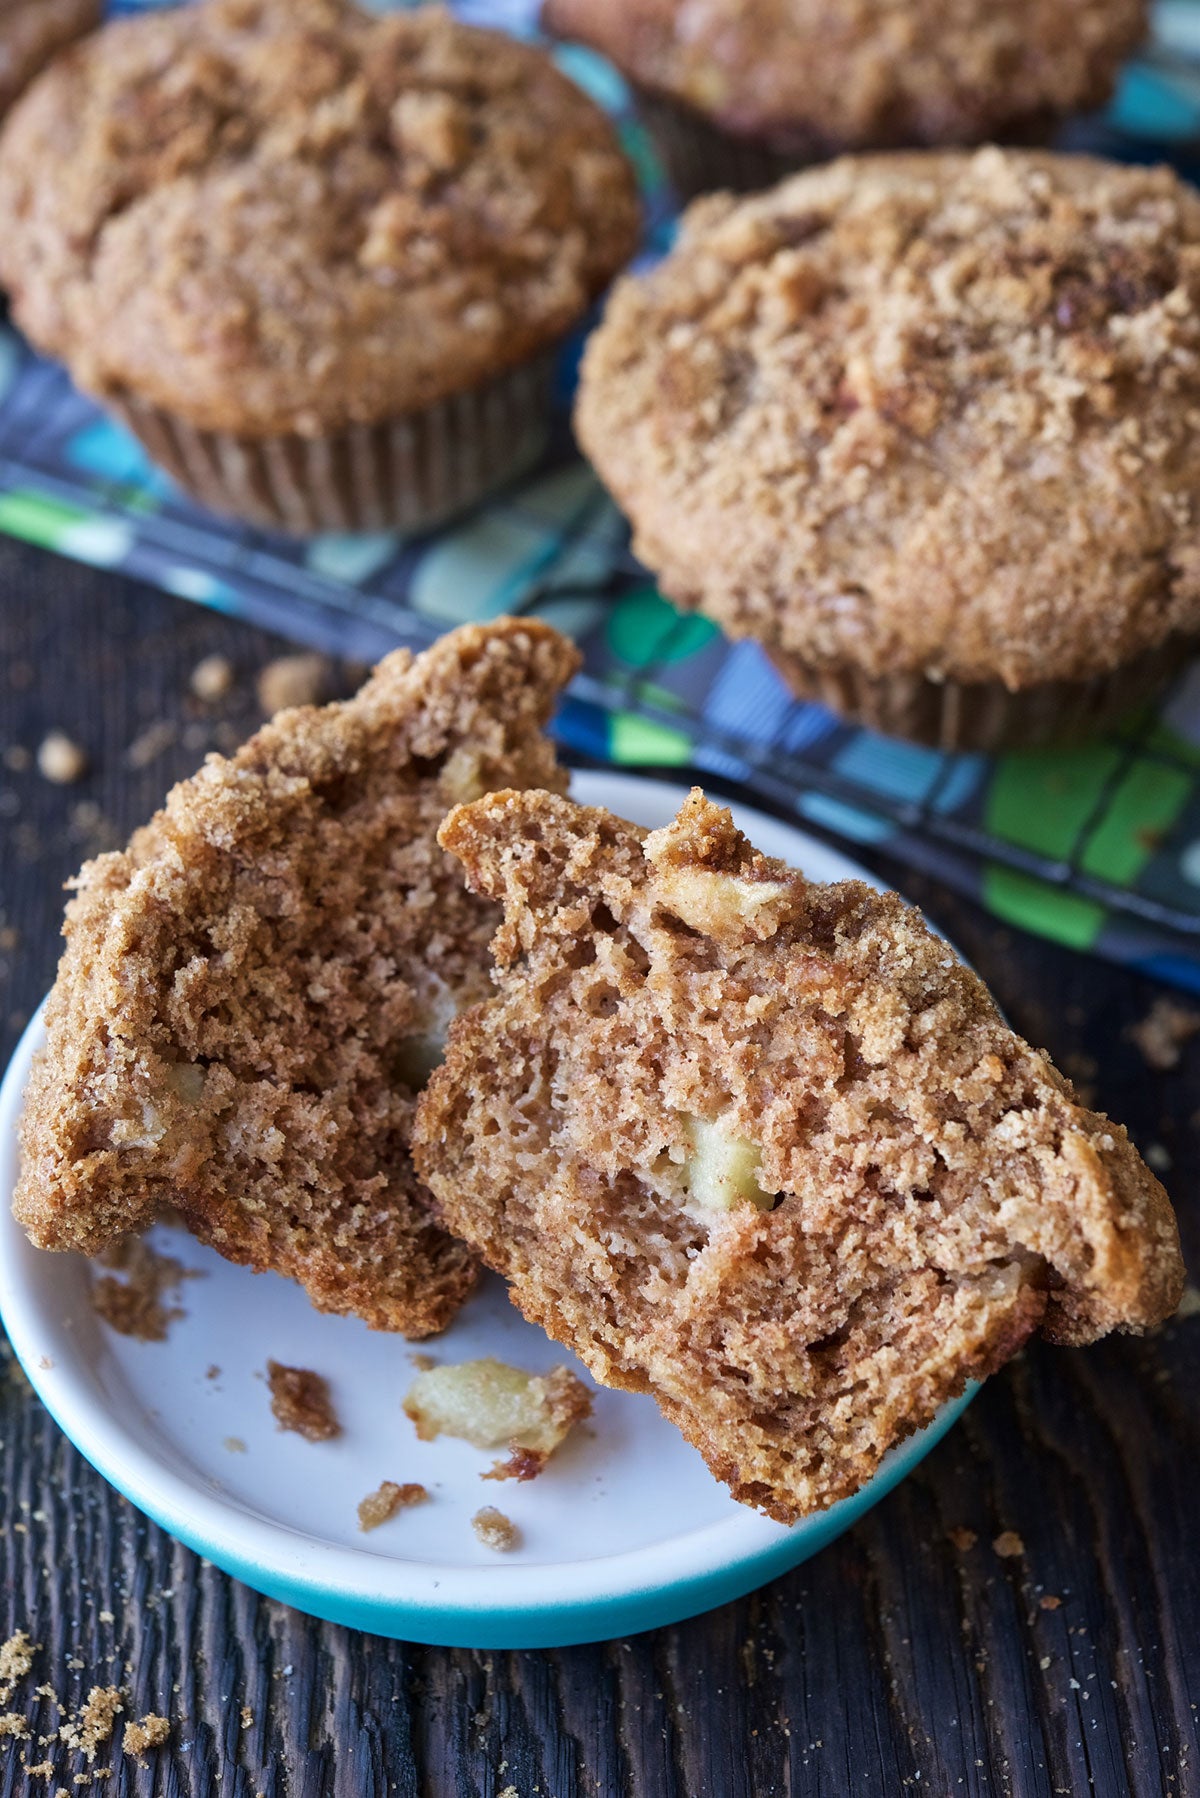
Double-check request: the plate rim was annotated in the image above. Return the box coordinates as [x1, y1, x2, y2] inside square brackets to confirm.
[0, 770, 977, 1647]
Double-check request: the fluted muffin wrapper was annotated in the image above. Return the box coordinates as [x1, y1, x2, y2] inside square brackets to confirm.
[633, 87, 807, 201]
[107, 350, 558, 537]
[765, 638, 1192, 754]
[633, 87, 1059, 205]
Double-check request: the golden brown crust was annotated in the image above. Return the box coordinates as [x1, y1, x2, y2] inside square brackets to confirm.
[577, 149, 1200, 690]
[0, 0, 98, 121]
[15, 620, 580, 1337]
[413, 787, 1183, 1521]
[543, 0, 1146, 150]
[0, 0, 640, 436]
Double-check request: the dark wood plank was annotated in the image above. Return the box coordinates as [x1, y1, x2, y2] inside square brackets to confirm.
[0, 538, 1196, 1797]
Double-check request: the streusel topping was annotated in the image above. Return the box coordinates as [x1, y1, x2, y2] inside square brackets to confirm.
[544, 0, 1146, 151]
[577, 149, 1200, 687]
[0, 0, 640, 434]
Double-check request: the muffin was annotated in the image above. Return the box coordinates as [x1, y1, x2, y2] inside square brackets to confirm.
[0, 0, 98, 124]
[14, 619, 581, 1336]
[0, 0, 640, 535]
[543, 0, 1148, 198]
[576, 149, 1200, 751]
[412, 787, 1183, 1521]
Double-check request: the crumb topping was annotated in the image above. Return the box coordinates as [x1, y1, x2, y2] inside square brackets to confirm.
[578, 149, 1200, 688]
[0, 0, 640, 434]
[267, 1361, 341, 1442]
[413, 786, 1183, 1523]
[544, 0, 1145, 150]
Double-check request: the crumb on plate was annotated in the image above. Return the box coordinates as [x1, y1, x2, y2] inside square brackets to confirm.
[267, 1361, 341, 1442]
[357, 1481, 429, 1532]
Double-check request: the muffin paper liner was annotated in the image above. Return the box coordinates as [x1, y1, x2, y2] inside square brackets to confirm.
[108, 350, 558, 536]
[633, 88, 1058, 204]
[632, 87, 809, 200]
[765, 638, 1193, 753]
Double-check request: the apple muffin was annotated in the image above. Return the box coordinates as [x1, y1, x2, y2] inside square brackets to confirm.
[543, 0, 1146, 197]
[0, 0, 640, 532]
[576, 149, 1200, 749]
[412, 787, 1183, 1519]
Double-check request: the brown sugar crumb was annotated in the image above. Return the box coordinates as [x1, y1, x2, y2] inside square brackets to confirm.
[121, 1714, 169, 1760]
[267, 1361, 340, 1443]
[1129, 998, 1200, 1072]
[89, 1238, 196, 1343]
[60, 1686, 122, 1761]
[0, 1631, 36, 1703]
[948, 1527, 977, 1552]
[36, 733, 87, 785]
[471, 1507, 520, 1553]
[239, 1707, 253, 1730]
[0, 1712, 28, 1738]
[205, 1365, 220, 1381]
[403, 1359, 591, 1480]
[255, 654, 332, 717]
[1039, 1594, 1062, 1610]
[993, 1531, 1025, 1559]
[357, 1481, 429, 1532]
[189, 655, 234, 703]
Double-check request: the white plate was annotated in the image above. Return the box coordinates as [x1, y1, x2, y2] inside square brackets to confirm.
[0, 772, 974, 1648]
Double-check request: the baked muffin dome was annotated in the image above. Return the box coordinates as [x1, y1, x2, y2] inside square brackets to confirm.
[544, 0, 1148, 156]
[577, 148, 1200, 742]
[0, 0, 641, 438]
[0, 0, 99, 123]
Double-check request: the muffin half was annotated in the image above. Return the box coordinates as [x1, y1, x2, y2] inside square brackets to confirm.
[413, 786, 1183, 1520]
[15, 620, 580, 1336]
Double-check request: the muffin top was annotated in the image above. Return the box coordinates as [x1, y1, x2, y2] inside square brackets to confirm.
[577, 149, 1200, 689]
[543, 0, 1147, 151]
[0, 0, 99, 121]
[0, 0, 640, 436]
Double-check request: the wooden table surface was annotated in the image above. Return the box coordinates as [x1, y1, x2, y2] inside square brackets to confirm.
[0, 536, 1197, 1798]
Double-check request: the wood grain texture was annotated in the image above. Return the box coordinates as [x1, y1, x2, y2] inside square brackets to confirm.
[0, 538, 1196, 1798]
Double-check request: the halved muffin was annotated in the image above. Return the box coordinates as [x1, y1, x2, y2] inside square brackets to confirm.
[15, 620, 580, 1336]
[413, 787, 1182, 1516]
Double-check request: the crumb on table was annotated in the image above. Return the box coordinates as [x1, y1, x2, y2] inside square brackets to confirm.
[1129, 997, 1200, 1071]
[255, 654, 331, 715]
[0, 1631, 35, 1703]
[357, 1481, 429, 1532]
[993, 1531, 1025, 1559]
[36, 732, 87, 784]
[266, 1361, 341, 1442]
[122, 1713, 169, 1759]
[190, 654, 234, 702]
[472, 1507, 520, 1553]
